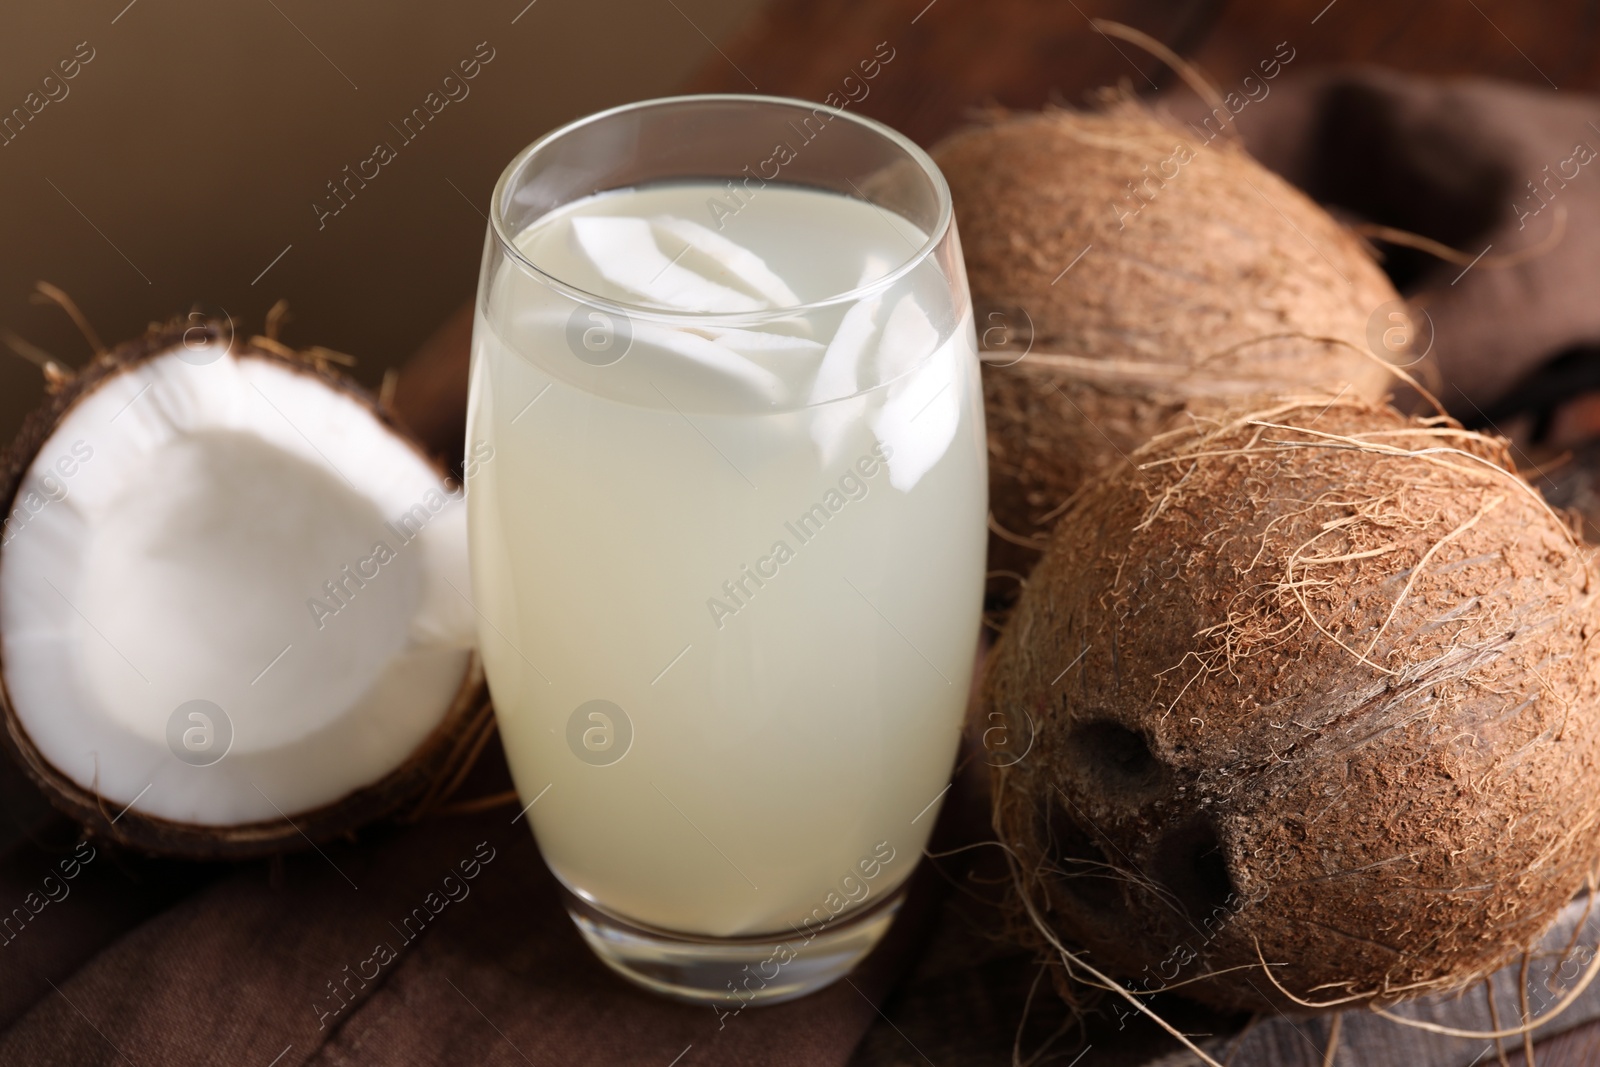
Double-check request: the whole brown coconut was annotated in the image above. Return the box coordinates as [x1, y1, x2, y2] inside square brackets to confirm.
[984, 397, 1600, 1012]
[932, 103, 1402, 590]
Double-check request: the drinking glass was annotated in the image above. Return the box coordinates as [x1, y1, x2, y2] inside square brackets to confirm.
[466, 94, 986, 1005]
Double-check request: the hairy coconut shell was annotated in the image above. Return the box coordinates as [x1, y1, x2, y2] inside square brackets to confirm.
[931, 103, 1403, 591]
[0, 320, 488, 859]
[984, 397, 1600, 1012]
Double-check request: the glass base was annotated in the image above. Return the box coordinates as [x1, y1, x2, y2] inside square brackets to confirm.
[561, 882, 906, 1006]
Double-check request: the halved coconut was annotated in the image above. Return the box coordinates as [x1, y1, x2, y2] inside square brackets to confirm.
[0, 320, 485, 857]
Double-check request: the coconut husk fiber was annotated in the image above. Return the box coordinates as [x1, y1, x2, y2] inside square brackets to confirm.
[984, 395, 1600, 1014]
[932, 101, 1402, 597]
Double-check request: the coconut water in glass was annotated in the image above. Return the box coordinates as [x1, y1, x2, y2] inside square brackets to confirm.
[466, 94, 986, 1004]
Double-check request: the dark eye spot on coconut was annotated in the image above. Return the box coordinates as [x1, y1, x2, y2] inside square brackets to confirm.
[1152, 817, 1239, 923]
[1034, 799, 1120, 909]
[1064, 720, 1166, 800]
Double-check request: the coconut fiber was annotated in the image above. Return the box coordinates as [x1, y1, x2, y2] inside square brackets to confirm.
[985, 397, 1600, 1012]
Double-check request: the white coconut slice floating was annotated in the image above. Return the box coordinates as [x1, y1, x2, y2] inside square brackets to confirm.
[564, 214, 831, 405]
[808, 296, 882, 466]
[692, 325, 823, 359]
[649, 216, 801, 307]
[870, 294, 959, 491]
[804, 256, 901, 464]
[569, 216, 765, 314]
[0, 321, 484, 857]
[855, 253, 893, 289]
[631, 323, 788, 404]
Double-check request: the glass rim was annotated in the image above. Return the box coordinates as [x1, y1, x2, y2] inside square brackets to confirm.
[487, 92, 954, 325]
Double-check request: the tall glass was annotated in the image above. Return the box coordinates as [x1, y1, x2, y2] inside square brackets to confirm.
[466, 94, 986, 1005]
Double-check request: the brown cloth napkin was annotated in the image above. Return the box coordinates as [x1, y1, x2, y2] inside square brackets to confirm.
[1183, 64, 1600, 428]
[0, 736, 976, 1066]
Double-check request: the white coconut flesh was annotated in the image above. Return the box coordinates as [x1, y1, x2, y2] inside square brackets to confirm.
[0, 343, 478, 827]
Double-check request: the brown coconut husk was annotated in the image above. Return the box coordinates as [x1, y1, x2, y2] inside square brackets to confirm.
[0, 318, 488, 858]
[983, 395, 1600, 1014]
[932, 101, 1403, 598]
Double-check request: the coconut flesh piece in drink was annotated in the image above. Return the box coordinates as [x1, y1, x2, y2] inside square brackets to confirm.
[569, 216, 767, 314]
[567, 214, 839, 398]
[807, 256, 901, 464]
[685, 327, 826, 404]
[0, 324, 484, 857]
[649, 216, 801, 307]
[808, 286, 956, 490]
[692, 325, 823, 359]
[870, 293, 957, 491]
[808, 296, 882, 465]
[567, 210, 956, 470]
[630, 323, 789, 404]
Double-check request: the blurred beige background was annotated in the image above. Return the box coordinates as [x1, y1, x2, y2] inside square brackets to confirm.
[0, 0, 764, 441]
